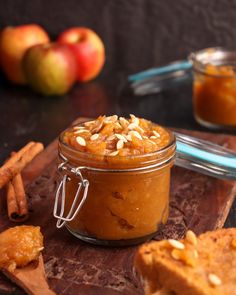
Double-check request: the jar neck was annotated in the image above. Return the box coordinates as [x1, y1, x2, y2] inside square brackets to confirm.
[58, 135, 176, 171]
[189, 47, 236, 77]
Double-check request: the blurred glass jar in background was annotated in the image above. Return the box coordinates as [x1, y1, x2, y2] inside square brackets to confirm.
[189, 48, 236, 129]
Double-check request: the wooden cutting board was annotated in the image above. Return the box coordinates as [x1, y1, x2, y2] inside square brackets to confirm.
[0, 118, 236, 295]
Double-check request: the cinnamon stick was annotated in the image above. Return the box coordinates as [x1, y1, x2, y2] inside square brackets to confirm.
[12, 173, 28, 218]
[5, 152, 29, 222]
[0, 142, 44, 189]
[7, 173, 29, 222]
[6, 181, 18, 220]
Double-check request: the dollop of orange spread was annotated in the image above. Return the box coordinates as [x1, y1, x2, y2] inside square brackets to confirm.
[63, 115, 170, 157]
[0, 225, 43, 271]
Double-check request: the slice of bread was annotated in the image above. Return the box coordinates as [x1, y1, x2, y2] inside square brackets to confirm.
[135, 228, 236, 295]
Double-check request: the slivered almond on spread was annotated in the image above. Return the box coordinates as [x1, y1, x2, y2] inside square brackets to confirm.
[63, 115, 171, 157]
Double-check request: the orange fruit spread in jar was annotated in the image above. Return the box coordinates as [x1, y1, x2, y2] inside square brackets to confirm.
[0, 226, 44, 271]
[59, 115, 175, 243]
[194, 64, 236, 126]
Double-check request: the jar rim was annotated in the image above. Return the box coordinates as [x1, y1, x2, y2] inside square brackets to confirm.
[59, 124, 175, 159]
[58, 121, 176, 170]
[188, 47, 236, 78]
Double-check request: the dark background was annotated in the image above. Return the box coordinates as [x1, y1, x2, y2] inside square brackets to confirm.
[0, 0, 236, 226]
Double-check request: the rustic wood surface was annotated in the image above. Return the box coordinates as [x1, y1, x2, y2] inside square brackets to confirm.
[0, 119, 236, 295]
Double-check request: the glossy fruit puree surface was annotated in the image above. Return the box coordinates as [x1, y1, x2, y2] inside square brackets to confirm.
[0, 226, 43, 271]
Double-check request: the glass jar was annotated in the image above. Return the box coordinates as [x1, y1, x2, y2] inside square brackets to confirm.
[54, 124, 176, 246]
[189, 47, 236, 129]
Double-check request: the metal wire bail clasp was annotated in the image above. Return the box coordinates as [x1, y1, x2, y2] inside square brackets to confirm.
[53, 159, 89, 228]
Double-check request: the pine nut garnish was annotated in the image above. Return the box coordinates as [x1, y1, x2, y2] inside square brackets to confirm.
[148, 139, 156, 145]
[117, 139, 124, 150]
[84, 120, 95, 126]
[186, 230, 198, 246]
[115, 134, 127, 142]
[153, 130, 161, 137]
[38, 247, 44, 251]
[90, 133, 99, 141]
[119, 117, 129, 127]
[128, 123, 138, 130]
[168, 239, 185, 250]
[112, 115, 118, 121]
[76, 136, 86, 146]
[135, 125, 144, 133]
[171, 249, 181, 260]
[130, 131, 142, 140]
[109, 150, 119, 156]
[130, 114, 136, 120]
[74, 129, 90, 134]
[208, 274, 222, 286]
[133, 117, 140, 125]
[91, 121, 103, 133]
[65, 115, 170, 158]
[107, 134, 116, 141]
[126, 135, 132, 141]
[115, 122, 122, 129]
[104, 115, 118, 123]
[73, 126, 85, 130]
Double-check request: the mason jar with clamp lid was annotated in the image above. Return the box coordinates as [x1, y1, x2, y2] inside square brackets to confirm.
[53, 116, 176, 246]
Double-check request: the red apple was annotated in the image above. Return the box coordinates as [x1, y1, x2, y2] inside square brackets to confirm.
[22, 43, 77, 96]
[0, 24, 50, 84]
[57, 27, 105, 82]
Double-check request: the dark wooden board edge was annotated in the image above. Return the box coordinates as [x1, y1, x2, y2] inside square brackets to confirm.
[0, 119, 236, 295]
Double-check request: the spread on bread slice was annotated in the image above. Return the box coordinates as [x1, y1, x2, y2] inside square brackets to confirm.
[135, 228, 236, 295]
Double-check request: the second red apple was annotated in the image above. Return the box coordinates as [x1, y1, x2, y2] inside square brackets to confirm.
[23, 43, 77, 96]
[58, 27, 105, 82]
